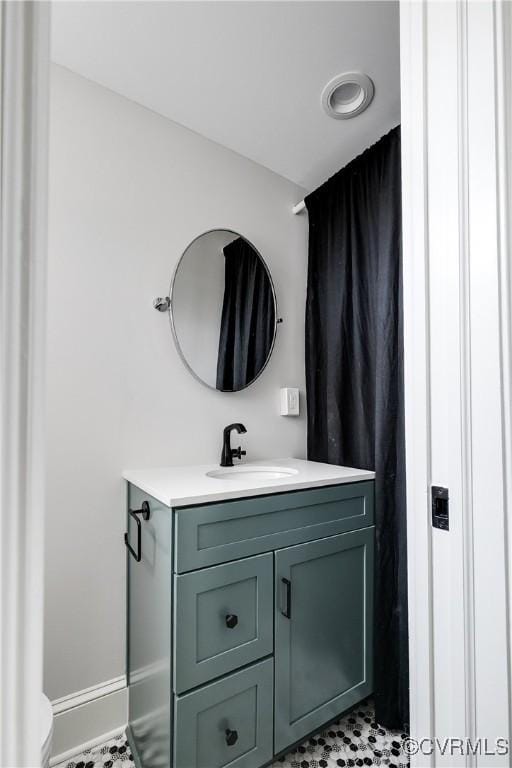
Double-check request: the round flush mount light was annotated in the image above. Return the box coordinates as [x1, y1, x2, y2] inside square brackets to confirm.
[321, 72, 375, 120]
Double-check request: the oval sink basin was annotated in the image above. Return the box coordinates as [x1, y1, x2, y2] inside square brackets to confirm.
[206, 466, 299, 481]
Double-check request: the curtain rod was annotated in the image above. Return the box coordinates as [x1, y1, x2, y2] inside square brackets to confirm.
[292, 200, 306, 215]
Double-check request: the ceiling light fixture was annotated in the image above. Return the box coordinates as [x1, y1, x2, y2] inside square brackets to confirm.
[321, 72, 374, 120]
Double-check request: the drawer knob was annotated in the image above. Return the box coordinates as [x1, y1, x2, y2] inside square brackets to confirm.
[225, 728, 238, 746]
[225, 614, 238, 629]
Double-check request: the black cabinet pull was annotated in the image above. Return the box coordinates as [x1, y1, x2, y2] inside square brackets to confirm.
[280, 577, 291, 619]
[225, 728, 238, 746]
[225, 614, 238, 629]
[124, 501, 150, 563]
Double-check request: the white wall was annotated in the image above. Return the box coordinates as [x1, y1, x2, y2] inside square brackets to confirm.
[45, 65, 308, 703]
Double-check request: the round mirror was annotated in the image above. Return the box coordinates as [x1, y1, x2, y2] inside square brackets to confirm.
[169, 230, 277, 392]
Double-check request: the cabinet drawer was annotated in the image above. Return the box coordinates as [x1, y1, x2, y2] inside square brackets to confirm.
[173, 554, 273, 693]
[174, 481, 374, 572]
[174, 658, 273, 768]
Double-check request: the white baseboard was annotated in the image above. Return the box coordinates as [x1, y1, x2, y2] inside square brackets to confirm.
[50, 676, 128, 766]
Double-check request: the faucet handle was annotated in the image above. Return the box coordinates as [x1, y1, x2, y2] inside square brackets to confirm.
[231, 447, 246, 461]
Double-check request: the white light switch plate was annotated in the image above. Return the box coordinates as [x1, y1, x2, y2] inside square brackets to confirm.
[280, 387, 300, 416]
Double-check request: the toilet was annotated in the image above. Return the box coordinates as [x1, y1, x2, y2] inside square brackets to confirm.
[41, 694, 54, 768]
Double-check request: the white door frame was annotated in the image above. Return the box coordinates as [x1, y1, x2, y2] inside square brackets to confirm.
[0, 2, 50, 765]
[400, 3, 435, 760]
[401, 1, 512, 764]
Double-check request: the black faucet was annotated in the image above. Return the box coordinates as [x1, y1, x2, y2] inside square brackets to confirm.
[221, 423, 247, 467]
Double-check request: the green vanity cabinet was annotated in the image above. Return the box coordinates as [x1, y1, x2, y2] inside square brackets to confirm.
[126, 479, 375, 768]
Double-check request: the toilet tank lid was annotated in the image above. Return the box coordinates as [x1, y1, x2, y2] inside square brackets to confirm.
[41, 694, 53, 742]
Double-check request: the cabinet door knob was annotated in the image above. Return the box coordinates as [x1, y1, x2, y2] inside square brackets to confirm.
[225, 728, 238, 746]
[225, 614, 238, 629]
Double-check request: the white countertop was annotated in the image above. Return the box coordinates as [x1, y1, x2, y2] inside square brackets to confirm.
[123, 458, 375, 507]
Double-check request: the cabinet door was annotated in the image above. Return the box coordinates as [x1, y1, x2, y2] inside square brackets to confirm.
[126, 485, 172, 768]
[274, 528, 374, 753]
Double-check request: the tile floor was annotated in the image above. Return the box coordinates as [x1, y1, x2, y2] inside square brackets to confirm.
[61, 699, 409, 768]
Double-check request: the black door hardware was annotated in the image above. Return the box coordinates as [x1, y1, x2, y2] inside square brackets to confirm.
[220, 423, 247, 467]
[124, 501, 151, 562]
[432, 486, 449, 531]
[225, 729, 238, 746]
[280, 577, 291, 619]
[225, 614, 238, 629]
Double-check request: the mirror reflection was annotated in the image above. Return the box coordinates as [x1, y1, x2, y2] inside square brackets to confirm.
[171, 230, 276, 391]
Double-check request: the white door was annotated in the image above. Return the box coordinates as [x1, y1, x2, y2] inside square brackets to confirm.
[401, 1, 512, 766]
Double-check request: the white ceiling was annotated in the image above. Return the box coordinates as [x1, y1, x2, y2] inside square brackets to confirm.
[51, 1, 400, 192]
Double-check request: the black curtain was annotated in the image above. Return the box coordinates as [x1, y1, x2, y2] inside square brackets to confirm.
[216, 237, 275, 391]
[305, 127, 408, 730]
